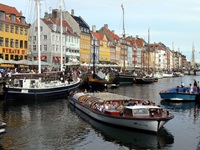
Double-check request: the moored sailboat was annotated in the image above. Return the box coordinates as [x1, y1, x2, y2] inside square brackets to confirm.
[3, 0, 81, 100]
[118, 4, 136, 85]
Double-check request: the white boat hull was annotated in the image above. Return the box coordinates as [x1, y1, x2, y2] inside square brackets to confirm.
[69, 99, 168, 133]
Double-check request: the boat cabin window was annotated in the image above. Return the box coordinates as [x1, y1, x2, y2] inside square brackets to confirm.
[123, 108, 132, 115]
[133, 109, 148, 115]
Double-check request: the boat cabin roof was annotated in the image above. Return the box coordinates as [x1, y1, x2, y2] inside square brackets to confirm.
[73, 92, 133, 103]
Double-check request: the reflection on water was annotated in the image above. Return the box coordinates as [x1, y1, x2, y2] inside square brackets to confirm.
[0, 75, 200, 150]
[68, 103, 174, 150]
[0, 99, 91, 150]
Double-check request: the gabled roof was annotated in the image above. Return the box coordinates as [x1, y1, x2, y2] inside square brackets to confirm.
[105, 28, 120, 41]
[126, 36, 146, 48]
[92, 32, 104, 40]
[73, 16, 90, 29]
[42, 17, 78, 37]
[0, 3, 21, 16]
[0, 3, 29, 26]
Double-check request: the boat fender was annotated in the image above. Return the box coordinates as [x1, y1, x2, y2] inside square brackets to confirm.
[119, 111, 123, 116]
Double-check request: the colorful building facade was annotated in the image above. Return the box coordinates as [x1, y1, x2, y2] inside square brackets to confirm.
[0, 4, 29, 63]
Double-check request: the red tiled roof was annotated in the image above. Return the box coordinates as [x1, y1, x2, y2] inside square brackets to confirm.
[0, 3, 29, 26]
[105, 28, 120, 41]
[92, 32, 104, 40]
[42, 18, 78, 36]
[0, 3, 21, 16]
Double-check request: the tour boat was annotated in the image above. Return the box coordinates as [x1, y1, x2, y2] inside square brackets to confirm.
[159, 87, 200, 101]
[68, 92, 174, 133]
[68, 103, 174, 149]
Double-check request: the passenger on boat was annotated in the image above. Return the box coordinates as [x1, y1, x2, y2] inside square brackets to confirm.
[181, 82, 184, 88]
[182, 88, 186, 93]
[189, 84, 193, 94]
[176, 86, 179, 93]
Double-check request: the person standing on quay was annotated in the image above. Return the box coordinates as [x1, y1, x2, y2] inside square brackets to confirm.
[197, 81, 200, 92]
[193, 80, 197, 93]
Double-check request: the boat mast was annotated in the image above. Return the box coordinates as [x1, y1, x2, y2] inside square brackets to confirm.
[92, 38, 96, 78]
[121, 4, 125, 73]
[36, 0, 41, 73]
[191, 43, 195, 69]
[147, 28, 150, 73]
[60, 0, 63, 71]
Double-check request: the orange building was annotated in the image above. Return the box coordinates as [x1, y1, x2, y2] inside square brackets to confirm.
[0, 3, 29, 63]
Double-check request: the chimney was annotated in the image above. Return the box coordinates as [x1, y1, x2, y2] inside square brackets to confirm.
[136, 35, 139, 38]
[104, 24, 108, 29]
[92, 25, 96, 32]
[112, 30, 115, 33]
[71, 9, 74, 16]
[44, 12, 49, 19]
[52, 9, 58, 18]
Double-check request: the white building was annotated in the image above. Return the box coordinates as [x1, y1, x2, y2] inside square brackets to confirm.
[29, 16, 80, 67]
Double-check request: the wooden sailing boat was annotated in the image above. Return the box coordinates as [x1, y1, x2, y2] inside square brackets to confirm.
[118, 4, 136, 85]
[80, 36, 119, 91]
[3, 0, 81, 100]
[134, 29, 154, 84]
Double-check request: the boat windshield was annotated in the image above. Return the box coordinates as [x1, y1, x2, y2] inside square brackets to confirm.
[133, 109, 148, 115]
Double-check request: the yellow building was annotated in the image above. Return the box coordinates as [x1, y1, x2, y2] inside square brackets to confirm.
[72, 15, 91, 63]
[92, 32, 110, 63]
[79, 33, 91, 63]
[0, 4, 29, 63]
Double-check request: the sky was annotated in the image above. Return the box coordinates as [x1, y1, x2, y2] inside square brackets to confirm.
[1, 0, 200, 62]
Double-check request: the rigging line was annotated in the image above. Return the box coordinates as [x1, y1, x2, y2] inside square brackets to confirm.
[62, 0, 67, 12]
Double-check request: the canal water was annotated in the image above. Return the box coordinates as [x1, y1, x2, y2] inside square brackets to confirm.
[0, 75, 200, 150]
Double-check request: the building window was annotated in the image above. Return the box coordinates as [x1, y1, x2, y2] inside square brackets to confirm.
[5, 38, 9, 47]
[0, 37, 3, 46]
[5, 54, 9, 60]
[0, 23, 3, 31]
[56, 45, 58, 51]
[44, 45, 47, 51]
[10, 14, 16, 22]
[10, 39, 14, 47]
[52, 45, 55, 52]
[20, 27, 23, 34]
[0, 11, 5, 20]
[15, 39, 18, 48]
[20, 40, 23, 48]
[44, 35, 47, 40]
[24, 41, 28, 49]
[5, 24, 9, 32]
[15, 26, 18, 34]
[24, 28, 27, 35]
[52, 35, 55, 41]
[10, 55, 14, 60]
[33, 36, 36, 41]
[11, 25, 14, 33]
[33, 45, 36, 51]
